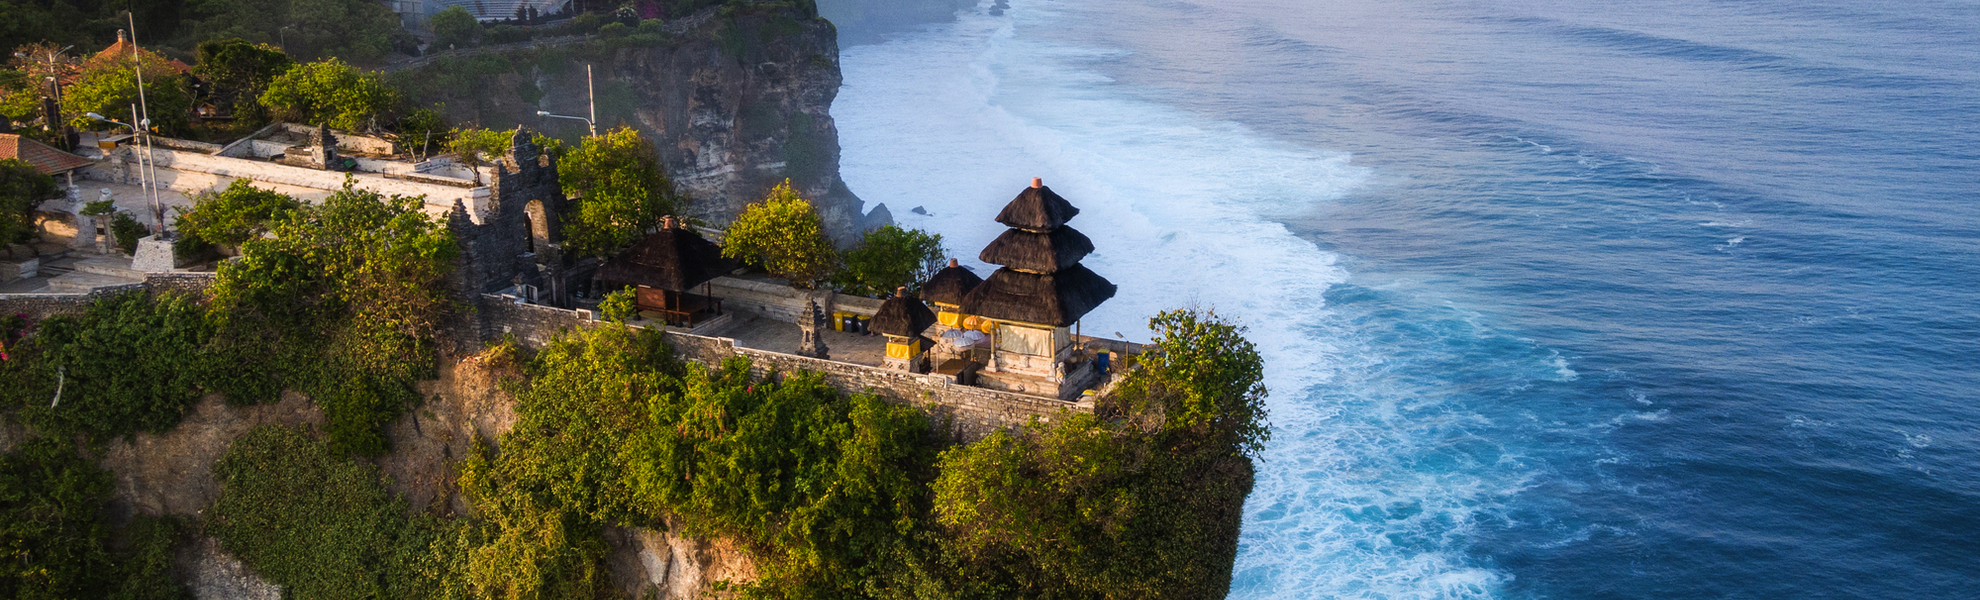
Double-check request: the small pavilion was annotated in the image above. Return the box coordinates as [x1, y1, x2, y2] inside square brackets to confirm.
[595, 216, 736, 326]
[956, 178, 1117, 398]
[921, 258, 983, 328]
[870, 287, 938, 373]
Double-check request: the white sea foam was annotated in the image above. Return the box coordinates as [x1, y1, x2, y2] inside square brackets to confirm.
[834, 2, 1538, 597]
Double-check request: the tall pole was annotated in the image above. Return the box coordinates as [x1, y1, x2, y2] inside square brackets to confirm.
[131, 105, 154, 230]
[587, 64, 597, 137]
[127, 14, 164, 233]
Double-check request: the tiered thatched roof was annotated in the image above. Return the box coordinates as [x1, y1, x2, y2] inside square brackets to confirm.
[871, 288, 938, 338]
[596, 219, 737, 291]
[922, 258, 983, 306]
[961, 178, 1115, 326]
[977, 226, 1094, 273]
[961, 265, 1116, 327]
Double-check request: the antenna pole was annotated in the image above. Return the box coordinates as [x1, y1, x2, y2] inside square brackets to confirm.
[587, 64, 597, 137]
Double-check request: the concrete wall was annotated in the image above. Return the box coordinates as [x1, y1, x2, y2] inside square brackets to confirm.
[474, 294, 1091, 442]
[86, 147, 494, 222]
[704, 277, 884, 323]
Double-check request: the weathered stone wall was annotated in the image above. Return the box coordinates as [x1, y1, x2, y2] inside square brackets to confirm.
[0, 273, 217, 320]
[473, 295, 1090, 442]
[705, 276, 882, 323]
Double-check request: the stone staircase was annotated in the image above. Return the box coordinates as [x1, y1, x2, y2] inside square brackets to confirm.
[46, 255, 146, 293]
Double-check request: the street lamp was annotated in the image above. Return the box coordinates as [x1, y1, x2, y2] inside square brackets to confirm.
[279, 24, 297, 50]
[86, 111, 166, 235]
[536, 110, 595, 137]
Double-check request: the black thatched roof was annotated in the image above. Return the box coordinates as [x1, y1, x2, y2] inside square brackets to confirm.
[871, 292, 938, 337]
[995, 181, 1081, 231]
[978, 226, 1094, 273]
[596, 226, 737, 291]
[959, 264, 1117, 327]
[923, 259, 983, 306]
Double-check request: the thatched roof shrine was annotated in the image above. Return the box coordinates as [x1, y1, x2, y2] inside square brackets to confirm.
[922, 258, 984, 306]
[871, 288, 938, 337]
[995, 178, 1081, 231]
[977, 226, 1094, 273]
[960, 264, 1116, 327]
[596, 218, 737, 291]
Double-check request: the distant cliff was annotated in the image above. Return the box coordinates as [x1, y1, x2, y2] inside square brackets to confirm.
[392, 5, 882, 240]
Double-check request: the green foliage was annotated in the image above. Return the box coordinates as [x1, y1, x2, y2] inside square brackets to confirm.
[179, 0, 407, 64]
[444, 127, 514, 182]
[389, 105, 452, 159]
[430, 6, 483, 51]
[0, 438, 191, 599]
[832, 225, 944, 298]
[0, 437, 112, 597]
[925, 412, 1254, 600]
[78, 199, 115, 217]
[210, 183, 459, 455]
[0, 158, 56, 244]
[111, 211, 149, 255]
[600, 286, 638, 323]
[61, 52, 196, 136]
[192, 38, 293, 123]
[260, 58, 399, 131]
[1113, 309, 1270, 456]
[559, 126, 681, 258]
[0, 292, 215, 443]
[210, 425, 451, 599]
[175, 179, 302, 248]
[721, 180, 838, 288]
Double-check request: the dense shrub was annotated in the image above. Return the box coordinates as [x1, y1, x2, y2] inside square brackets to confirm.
[174, 179, 303, 249]
[209, 425, 450, 599]
[0, 158, 57, 245]
[110, 212, 149, 255]
[209, 183, 459, 454]
[721, 180, 837, 288]
[0, 292, 216, 442]
[0, 438, 191, 598]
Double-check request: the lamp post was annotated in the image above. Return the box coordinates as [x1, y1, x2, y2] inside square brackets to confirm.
[533, 64, 599, 137]
[535, 110, 595, 137]
[86, 111, 165, 235]
[279, 24, 296, 50]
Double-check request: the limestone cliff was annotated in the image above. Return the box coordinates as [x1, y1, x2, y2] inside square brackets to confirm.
[396, 6, 882, 240]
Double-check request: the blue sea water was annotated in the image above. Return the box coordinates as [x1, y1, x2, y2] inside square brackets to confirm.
[828, 0, 1980, 597]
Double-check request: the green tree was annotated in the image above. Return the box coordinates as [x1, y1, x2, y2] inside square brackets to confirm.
[832, 224, 944, 297]
[721, 180, 837, 288]
[444, 126, 514, 185]
[178, 0, 406, 64]
[191, 38, 292, 122]
[174, 179, 302, 248]
[0, 291, 215, 443]
[0, 158, 57, 244]
[600, 285, 637, 323]
[558, 126, 680, 258]
[429, 5, 483, 51]
[60, 50, 195, 135]
[209, 182, 459, 454]
[259, 58, 398, 131]
[1112, 309, 1270, 455]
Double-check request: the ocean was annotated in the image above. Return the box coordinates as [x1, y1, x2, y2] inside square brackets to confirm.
[828, 0, 1980, 597]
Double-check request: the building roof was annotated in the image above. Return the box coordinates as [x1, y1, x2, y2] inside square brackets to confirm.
[0, 134, 94, 175]
[921, 259, 983, 306]
[978, 225, 1094, 273]
[596, 221, 738, 291]
[870, 290, 937, 338]
[960, 264, 1117, 327]
[994, 178, 1081, 231]
[93, 30, 191, 74]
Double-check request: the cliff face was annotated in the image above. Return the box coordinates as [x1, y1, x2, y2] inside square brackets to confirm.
[398, 7, 881, 240]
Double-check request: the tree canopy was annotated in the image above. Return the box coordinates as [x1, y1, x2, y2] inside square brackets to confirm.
[259, 58, 399, 132]
[0, 158, 57, 244]
[429, 6, 483, 51]
[832, 224, 944, 297]
[722, 180, 837, 288]
[60, 48, 194, 135]
[174, 179, 303, 248]
[558, 126, 681, 258]
[192, 38, 294, 122]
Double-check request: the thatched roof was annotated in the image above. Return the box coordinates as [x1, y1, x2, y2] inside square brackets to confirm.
[596, 224, 737, 291]
[922, 259, 983, 306]
[871, 290, 938, 337]
[978, 226, 1094, 273]
[995, 180, 1081, 231]
[960, 264, 1117, 327]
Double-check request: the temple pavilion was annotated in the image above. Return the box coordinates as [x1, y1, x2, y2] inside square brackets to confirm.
[949, 178, 1117, 399]
[595, 217, 736, 327]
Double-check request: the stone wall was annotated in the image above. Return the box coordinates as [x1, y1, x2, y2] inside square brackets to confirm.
[704, 276, 883, 323]
[0, 273, 217, 320]
[472, 295, 1092, 442]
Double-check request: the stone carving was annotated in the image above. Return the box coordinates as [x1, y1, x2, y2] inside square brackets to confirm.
[797, 299, 829, 360]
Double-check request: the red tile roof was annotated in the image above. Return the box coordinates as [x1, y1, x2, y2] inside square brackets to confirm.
[0, 134, 95, 175]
